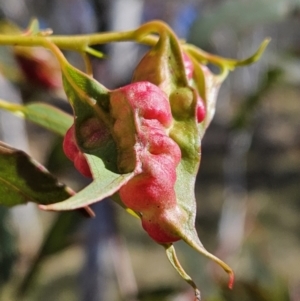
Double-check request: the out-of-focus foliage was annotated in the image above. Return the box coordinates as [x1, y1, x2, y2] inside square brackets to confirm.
[189, 0, 300, 46]
[0, 207, 16, 285]
[187, 1, 300, 300]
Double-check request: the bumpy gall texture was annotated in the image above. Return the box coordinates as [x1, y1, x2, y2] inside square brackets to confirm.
[182, 52, 206, 123]
[112, 82, 184, 243]
[78, 117, 111, 149]
[63, 117, 111, 178]
[196, 95, 206, 123]
[63, 124, 92, 178]
[63, 81, 186, 243]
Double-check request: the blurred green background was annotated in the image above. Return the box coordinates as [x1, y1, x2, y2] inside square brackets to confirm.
[0, 0, 300, 300]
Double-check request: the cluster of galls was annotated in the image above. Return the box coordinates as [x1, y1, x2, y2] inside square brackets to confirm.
[63, 52, 206, 244]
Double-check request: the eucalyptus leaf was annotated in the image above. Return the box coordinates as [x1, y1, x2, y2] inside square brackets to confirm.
[40, 154, 134, 211]
[164, 244, 200, 300]
[35, 45, 135, 211]
[132, 22, 233, 293]
[59, 51, 119, 173]
[25, 103, 72, 135]
[0, 141, 72, 207]
[0, 99, 72, 136]
[25, 18, 41, 35]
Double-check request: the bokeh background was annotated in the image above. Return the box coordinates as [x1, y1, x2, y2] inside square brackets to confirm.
[0, 0, 300, 300]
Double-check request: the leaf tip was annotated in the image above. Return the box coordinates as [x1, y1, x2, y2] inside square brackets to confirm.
[194, 289, 201, 301]
[235, 37, 271, 67]
[228, 270, 235, 289]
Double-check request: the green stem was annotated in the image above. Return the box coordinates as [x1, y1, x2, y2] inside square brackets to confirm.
[81, 52, 93, 76]
[0, 30, 157, 51]
[133, 20, 170, 41]
[0, 20, 268, 73]
[0, 98, 24, 114]
[184, 38, 270, 78]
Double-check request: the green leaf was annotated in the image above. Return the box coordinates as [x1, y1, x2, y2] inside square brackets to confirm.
[30, 43, 136, 212]
[0, 99, 72, 136]
[58, 48, 120, 173]
[186, 39, 270, 138]
[23, 103, 72, 135]
[0, 141, 73, 207]
[25, 18, 41, 35]
[133, 21, 189, 95]
[40, 154, 134, 211]
[169, 89, 235, 288]
[164, 244, 200, 300]
[133, 22, 235, 290]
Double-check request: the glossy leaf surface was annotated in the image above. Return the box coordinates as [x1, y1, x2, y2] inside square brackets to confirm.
[0, 142, 72, 206]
